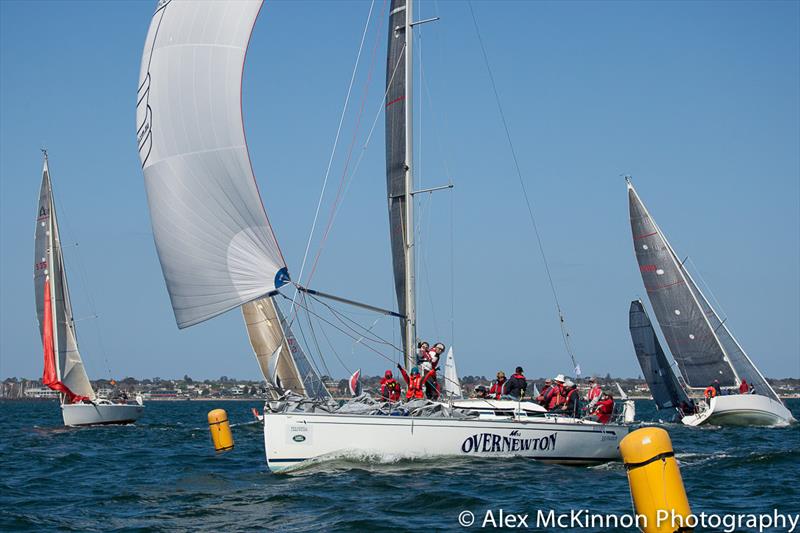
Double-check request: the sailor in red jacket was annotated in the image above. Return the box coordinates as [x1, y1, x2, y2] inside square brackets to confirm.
[380, 370, 401, 402]
[397, 364, 435, 400]
[544, 374, 566, 410]
[489, 371, 507, 399]
[590, 392, 614, 424]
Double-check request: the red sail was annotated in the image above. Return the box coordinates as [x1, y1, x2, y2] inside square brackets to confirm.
[41, 278, 87, 403]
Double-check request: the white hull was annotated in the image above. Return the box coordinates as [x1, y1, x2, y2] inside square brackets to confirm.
[263, 411, 627, 472]
[61, 403, 144, 426]
[681, 394, 795, 427]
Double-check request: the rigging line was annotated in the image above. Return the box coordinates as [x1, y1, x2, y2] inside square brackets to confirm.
[277, 293, 397, 364]
[303, 0, 389, 290]
[294, 292, 335, 380]
[685, 256, 729, 322]
[467, 1, 579, 373]
[302, 294, 342, 377]
[315, 308, 357, 377]
[290, 0, 377, 322]
[306, 292, 402, 350]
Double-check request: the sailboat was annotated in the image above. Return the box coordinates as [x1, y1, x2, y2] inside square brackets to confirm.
[34, 152, 144, 426]
[627, 178, 795, 426]
[136, 0, 627, 472]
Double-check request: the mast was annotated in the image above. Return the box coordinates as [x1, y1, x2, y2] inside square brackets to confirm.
[403, 0, 416, 370]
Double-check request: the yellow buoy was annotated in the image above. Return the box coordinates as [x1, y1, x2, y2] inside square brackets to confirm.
[620, 427, 692, 533]
[208, 408, 234, 452]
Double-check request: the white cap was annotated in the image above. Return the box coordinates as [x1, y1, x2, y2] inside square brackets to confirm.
[554, 374, 565, 383]
[564, 380, 575, 387]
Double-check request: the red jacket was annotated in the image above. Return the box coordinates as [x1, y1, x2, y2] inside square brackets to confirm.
[489, 379, 507, 399]
[593, 397, 614, 424]
[380, 378, 401, 402]
[545, 384, 564, 410]
[399, 367, 435, 399]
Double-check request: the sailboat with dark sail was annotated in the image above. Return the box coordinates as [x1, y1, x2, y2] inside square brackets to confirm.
[136, 0, 627, 472]
[34, 152, 144, 426]
[627, 178, 795, 426]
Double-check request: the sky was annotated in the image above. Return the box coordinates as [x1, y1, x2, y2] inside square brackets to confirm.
[1, 0, 798, 382]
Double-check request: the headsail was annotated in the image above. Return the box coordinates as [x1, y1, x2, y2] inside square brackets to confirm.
[629, 300, 690, 411]
[242, 296, 330, 400]
[34, 155, 95, 402]
[136, 0, 288, 329]
[628, 180, 737, 387]
[443, 347, 462, 398]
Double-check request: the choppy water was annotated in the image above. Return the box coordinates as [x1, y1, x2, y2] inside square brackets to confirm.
[1, 399, 798, 532]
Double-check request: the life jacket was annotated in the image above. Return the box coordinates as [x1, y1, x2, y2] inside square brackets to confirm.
[381, 378, 401, 401]
[489, 380, 506, 399]
[704, 386, 717, 399]
[593, 398, 614, 424]
[546, 385, 563, 410]
[739, 381, 749, 394]
[536, 385, 552, 404]
[406, 374, 425, 399]
[562, 387, 579, 414]
[586, 385, 602, 402]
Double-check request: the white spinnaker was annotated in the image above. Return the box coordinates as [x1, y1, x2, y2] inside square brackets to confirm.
[136, 0, 288, 328]
[443, 347, 462, 398]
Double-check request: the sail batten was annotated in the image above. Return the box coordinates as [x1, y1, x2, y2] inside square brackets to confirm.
[137, 0, 288, 329]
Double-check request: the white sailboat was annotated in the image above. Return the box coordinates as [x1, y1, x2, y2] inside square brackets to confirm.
[34, 152, 144, 426]
[136, 0, 626, 472]
[627, 179, 795, 427]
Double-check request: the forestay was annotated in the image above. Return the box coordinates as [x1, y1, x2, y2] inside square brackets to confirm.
[628, 181, 737, 387]
[242, 297, 330, 400]
[137, 0, 288, 329]
[34, 156, 95, 402]
[629, 300, 689, 410]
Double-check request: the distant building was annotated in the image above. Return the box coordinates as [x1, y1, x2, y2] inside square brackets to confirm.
[24, 387, 59, 399]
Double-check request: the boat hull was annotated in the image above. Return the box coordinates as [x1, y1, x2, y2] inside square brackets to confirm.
[61, 403, 144, 426]
[263, 411, 627, 472]
[681, 394, 795, 427]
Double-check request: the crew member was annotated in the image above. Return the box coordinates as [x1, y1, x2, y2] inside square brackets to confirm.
[416, 341, 431, 366]
[397, 364, 435, 400]
[380, 370, 401, 402]
[545, 374, 565, 410]
[713, 379, 722, 397]
[704, 383, 718, 401]
[739, 379, 750, 394]
[584, 377, 602, 409]
[505, 367, 527, 399]
[535, 379, 553, 405]
[589, 392, 614, 424]
[560, 380, 580, 417]
[489, 371, 507, 399]
[474, 385, 489, 399]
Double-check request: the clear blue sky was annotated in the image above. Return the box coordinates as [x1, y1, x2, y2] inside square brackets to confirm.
[1, 1, 798, 381]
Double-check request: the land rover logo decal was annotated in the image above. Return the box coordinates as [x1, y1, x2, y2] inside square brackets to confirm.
[293, 435, 306, 442]
[461, 431, 557, 453]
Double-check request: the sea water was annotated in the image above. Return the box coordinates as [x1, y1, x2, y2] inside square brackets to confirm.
[1, 399, 798, 531]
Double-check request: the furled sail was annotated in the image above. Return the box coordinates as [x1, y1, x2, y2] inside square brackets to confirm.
[242, 296, 330, 400]
[628, 181, 737, 387]
[34, 155, 95, 402]
[629, 300, 689, 411]
[136, 0, 288, 329]
[443, 347, 462, 398]
[385, 0, 410, 355]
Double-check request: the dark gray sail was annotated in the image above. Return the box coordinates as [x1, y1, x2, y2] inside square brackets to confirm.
[629, 300, 690, 411]
[681, 272, 780, 402]
[385, 0, 409, 355]
[628, 181, 737, 387]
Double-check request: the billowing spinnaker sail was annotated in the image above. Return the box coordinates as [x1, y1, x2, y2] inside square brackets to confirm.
[628, 182, 737, 387]
[242, 296, 331, 400]
[137, 0, 288, 329]
[385, 0, 409, 354]
[34, 157, 95, 402]
[443, 347, 462, 398]
[629, 300, 689, 411]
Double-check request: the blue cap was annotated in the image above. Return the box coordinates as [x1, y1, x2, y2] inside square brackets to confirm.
[411, 366, 420, 375]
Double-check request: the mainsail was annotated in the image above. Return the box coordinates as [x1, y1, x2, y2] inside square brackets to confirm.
[136, 0, 288, 329]
[242, 297, 330, 400]
[385, 0, 415, 362]
[629, 300, 689, 411]
[628, 180, 737, 387]
[33, 155, 95, 403]
[443, 347, 462, 398]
